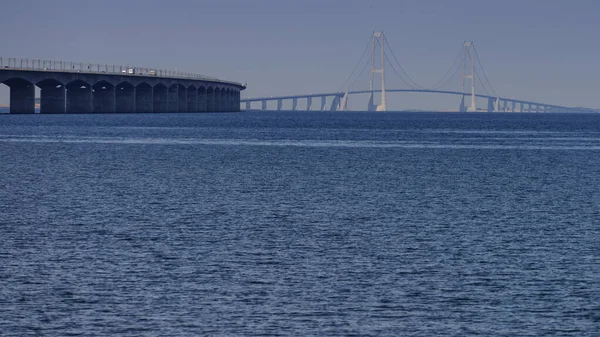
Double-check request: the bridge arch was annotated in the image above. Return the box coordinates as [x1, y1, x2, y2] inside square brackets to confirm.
[206, 86, 214, 112]
[2, 78, 35, 114]
[197, 86, 207, 112]
[116, 81, 135, 113]
[66, 79, 92, 113]
[214, 87, 221, 112]
[186, 84, 197, 112]
[92, 80, 115, 113]
[36, 78, 65, 114]
[153, 83, 168, 112]
[136, 82, 153, 113]
[177, 83, 187, 112]
[167, 83, 179, 112]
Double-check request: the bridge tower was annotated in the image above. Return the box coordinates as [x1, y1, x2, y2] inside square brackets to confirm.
[460, 41, 476, 112]
[368, 31, 387, 112]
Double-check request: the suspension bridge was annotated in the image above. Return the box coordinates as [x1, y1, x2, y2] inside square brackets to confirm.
[242, 32, 592, 113]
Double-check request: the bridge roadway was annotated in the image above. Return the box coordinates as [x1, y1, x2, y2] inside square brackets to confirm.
[0, 57, 245, 114]
[241, 89, 587, 113]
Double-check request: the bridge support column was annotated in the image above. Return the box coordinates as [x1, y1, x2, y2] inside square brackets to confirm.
[330, 96, 340, 111]
[245, 102, 251, 111]
[340, 92, 349, 111]
[487, 98, 495, 112]
[277, 99, 282, 111]
[198, 88, 207, 112]
[320, 96, 326, 111]
[307, 97, 312, 111]
[168, 84, 178, 112]
[187, 86, 197, 112]
[92, 83, 115, 113]
[511, 101, 516, 112]
[153, 85, 168, 113]
[224, 91, 231, 112]
[535, 105, 539, 113]
[66, 81, 92, 113]
[520, 103, 524, 113]
[261, 100, 267, 111]
[135, 83, 153, 113]
[6, 79, 35, 114]
[213, 90, 219, 112]
[116, 82, 135, 113]
[39, 82, 66, 114]
[206, 88, 214, 112]
[178, 84, 187, 112]
[292, 98, 298, 111]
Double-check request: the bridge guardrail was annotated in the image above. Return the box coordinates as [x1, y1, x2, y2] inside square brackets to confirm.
[0, 57, 220, 82]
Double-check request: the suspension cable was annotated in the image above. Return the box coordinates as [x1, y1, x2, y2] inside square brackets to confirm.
[473, 45, 497, 96]
[383, 36, 423, 89]
[383, 52, 421, 89]
[337, 34, 373, 92]
[431, 47, 463, 90]
[474, 68, 491, 96]
[347, 53, 372, 92]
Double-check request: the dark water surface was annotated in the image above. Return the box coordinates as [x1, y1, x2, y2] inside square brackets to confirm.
[1, 112, 600, 336]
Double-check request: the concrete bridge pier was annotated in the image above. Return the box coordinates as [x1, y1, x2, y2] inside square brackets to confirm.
[511, 101, 516, 112]
[92, 81, 115, 113]
[186, 86, 197, 112]
[261, 99, 267, 111]
[307, 97, 312, 111]
[177, 84, 187, 112]
[245, 101, 251, 111]
[198, 87, 207, 112]
[225, 90, 231, 111]
[520, 102, 524, 112]
[116, 82, 135, 113]
[153, 84, 168, 112]
[214, 89, 221, 112]
[38, 80, 66, 114]
[487, 98, 495, 112]
[277, 99, 282, 111]
[330, 96, 340, 111]
[136, 83, 153, 113]
[206, 88, 214, 112]
[168, 84, 178, 113]
[320, 96, 326, 111]
[66, 80, 92, 113]
[5, 78, 35, 114]
[292, 98, 298, 111]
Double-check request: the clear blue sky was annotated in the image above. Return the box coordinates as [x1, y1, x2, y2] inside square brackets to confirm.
[1, 0, 599, 109]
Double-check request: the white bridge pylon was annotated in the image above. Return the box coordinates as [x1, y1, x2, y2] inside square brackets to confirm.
[459, 41, 477, 112]
[368, 32, 386, 112]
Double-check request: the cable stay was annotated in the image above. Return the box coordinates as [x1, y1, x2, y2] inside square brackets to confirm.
[347, 53, 371, 92]
[382, 36, 423, 89]
[430, 47, 463, 90]
[473, 45, 497, 97]
[337, 34, 373, 92]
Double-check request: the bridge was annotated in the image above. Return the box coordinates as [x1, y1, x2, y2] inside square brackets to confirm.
[242, 32, 593, 113]
[242, 89, 582, 113]
[0, 57, 245, 114]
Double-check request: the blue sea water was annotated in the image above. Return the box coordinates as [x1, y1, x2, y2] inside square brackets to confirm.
[1, 111, 599, 336]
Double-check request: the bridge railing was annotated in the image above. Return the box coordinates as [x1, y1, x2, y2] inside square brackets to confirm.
[0, 57, 219, 81]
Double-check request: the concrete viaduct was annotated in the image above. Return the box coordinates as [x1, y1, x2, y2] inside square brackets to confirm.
[0, 58, 245, 114]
